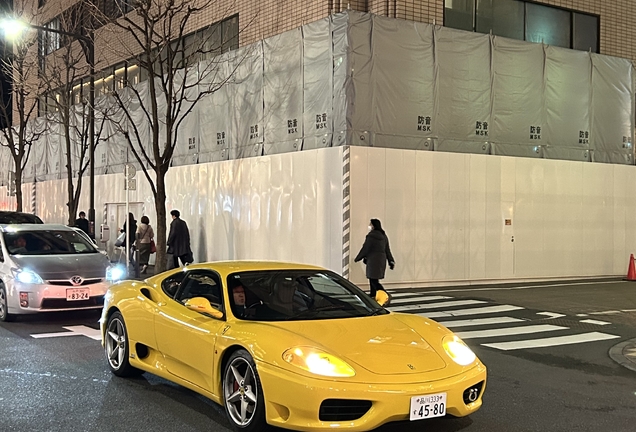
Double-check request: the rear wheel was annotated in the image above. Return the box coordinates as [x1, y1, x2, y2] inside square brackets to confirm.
[0, 285, 15, 322]
[222, 349, 268, 432]
[105, 311, 142, 377]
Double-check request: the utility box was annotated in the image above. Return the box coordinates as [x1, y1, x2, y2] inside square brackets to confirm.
[100, 224, 110, 243]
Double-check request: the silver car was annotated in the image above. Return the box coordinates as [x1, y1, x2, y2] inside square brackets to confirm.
[0, 224, 123, 322]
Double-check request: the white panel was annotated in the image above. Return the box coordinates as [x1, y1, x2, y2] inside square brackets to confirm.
[384, 149, 416, 283]
[348, 147, 369, 284]
[414, 151, 434, 282]
[432, 152, 450, 280]
[469, 155, 487, 279]
[447, 153, 468, 280]
[484, 157, 502, 279]
[514, 158, 544, 277]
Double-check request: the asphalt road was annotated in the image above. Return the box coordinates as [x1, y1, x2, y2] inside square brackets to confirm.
[1, 279, 635, 432]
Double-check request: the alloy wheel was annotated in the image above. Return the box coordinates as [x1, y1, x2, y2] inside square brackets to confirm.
[223, 356, 258, 427]
[106, 317, 127, 370]
[0, 287, 7, 320]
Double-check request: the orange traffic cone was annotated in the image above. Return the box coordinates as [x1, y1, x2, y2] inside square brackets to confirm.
[626, 254, 636, 281]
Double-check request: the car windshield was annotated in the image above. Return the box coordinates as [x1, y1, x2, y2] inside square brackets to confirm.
[3, 230, 98, 255]
[0, 212, 43, 224]
[227, 270, 388, 321]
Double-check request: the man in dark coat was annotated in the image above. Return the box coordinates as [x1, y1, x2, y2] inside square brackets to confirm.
[354, 218, 395, 298]
[167, 209, 193, 268]
[74, 211, 90, 235]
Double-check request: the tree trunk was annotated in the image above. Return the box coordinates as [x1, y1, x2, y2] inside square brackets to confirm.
[154, 172, 168, 273]
[14, 164, 23, 212]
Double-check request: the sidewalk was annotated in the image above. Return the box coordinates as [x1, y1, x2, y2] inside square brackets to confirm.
[609, 338, 636, 373]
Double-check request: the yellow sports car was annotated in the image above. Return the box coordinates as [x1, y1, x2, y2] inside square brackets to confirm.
[101, 262, 486, 431]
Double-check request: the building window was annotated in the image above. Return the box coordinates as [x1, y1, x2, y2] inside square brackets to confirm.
[445, 0, 599, 53]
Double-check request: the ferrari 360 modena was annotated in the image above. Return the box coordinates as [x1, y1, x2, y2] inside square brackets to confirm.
[101, 261, 486, 431]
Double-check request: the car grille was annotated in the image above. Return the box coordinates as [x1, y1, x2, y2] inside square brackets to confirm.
[463, 380, 485, 405]
[319, 399, 372, 421]
[40, 296, 105, 309]
[47, 278, 104, 286]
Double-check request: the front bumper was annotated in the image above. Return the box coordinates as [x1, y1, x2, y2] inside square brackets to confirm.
[5, 280, 109, 314]
[257, 360, 487, 431]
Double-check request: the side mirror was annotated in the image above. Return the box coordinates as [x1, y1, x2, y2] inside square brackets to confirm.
[375, 290, 391, 307]
[185, 297, 224, 319]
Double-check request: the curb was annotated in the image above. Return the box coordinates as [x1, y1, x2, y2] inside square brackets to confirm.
[609, 338, 636, 373]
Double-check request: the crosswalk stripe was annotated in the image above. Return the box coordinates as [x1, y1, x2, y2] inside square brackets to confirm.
[481, 332, 621, 351]
[417, 304, 524, 319]
[389, 292, 450, 299]
[390, 295, 453, 305]
[455, 324, 567, 340]
[437, 316, 525, 328]
[390, 300, 486, 312]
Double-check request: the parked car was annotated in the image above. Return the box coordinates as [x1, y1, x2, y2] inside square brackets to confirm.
[102, 262, 486, 431]
[0, 224, 124, 322]
[0, 211, 43, 224]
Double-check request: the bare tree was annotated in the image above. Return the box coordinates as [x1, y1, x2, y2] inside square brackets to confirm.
[91, 0, 245, 272]
[0, 12, 44, 212]
[39, 3, 105, 226]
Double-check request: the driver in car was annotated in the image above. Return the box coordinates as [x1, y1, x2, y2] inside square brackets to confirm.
[232, 284, 247, 316]
[10, 236, 28, 254]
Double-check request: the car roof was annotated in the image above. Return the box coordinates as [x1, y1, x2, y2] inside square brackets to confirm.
[174, 261, 326, 274]
[0, 224, 74, 233]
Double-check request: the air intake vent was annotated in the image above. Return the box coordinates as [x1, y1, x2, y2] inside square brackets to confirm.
[463, 381, 485, 405]
[319, 399, 372, 421]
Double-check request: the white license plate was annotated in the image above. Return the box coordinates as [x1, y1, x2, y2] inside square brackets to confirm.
[409, 392, 447, 421]
[66, 288, 90, 301]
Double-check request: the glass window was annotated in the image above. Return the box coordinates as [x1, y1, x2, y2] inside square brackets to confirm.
[161, 271, 186, 298]
[573, 12, 598, 53]
[176, 270, 223, 309]
[221, 15, 239, 53]
[3, 230, 97, 255]
[445, 0, 474, 32]
[114, 63, 126, 90]
[476, 0, 524, 40]
[227, 270, 387, 321]
[525, 2, 570, 48]
[127, 63, 140, 85]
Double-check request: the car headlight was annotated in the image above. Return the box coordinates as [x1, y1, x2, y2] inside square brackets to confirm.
[282, 347, 356, 377]
[443, 335, 476, 366]
[106, 264, 126, 282]
[11, 268, 44, 284]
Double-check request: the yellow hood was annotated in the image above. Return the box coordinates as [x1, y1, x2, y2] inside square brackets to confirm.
[266, 314, 448, 375]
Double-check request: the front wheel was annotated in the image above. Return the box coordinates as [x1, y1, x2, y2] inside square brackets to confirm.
[222, 349, 268, 432]
[0, 285, 15, 322]
[105, 311, 142, 377]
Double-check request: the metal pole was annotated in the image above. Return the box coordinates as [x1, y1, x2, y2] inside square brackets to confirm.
[88, 33, 96, 239]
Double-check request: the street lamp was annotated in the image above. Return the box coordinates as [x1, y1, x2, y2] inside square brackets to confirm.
[1, 18, 96, 238]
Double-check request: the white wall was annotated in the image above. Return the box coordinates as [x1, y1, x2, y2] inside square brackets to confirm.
[0, 148, 344, 273]
[348, 147, 636, 286]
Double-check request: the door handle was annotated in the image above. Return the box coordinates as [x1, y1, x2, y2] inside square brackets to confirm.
[511, 236, 514, 242]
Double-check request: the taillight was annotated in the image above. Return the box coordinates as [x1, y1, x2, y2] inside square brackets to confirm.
[19, 292, 28, 307]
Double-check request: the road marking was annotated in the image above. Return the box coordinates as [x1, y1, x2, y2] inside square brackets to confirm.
[455, 324, 567, 340]
[390, 300, 486, 312]
[390, 295, 453, 304]
[482, 332, 620, 351]
[580, 319, 612, 326]
[437, 316, 525, 328]
[421, 280, 623, 294]
[588, 310, 622, 315]
[418, 304, 524, 319]
[31, 325, 101, 341]
[536, 312, 567, 319]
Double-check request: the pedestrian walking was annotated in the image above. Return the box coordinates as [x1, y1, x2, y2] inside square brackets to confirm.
[167, 209, 193, 268]
[74, 211, 90, 235]
[354, 218, 395, 299]
[121, 212, 137, 264]
[135, 216, 155, 274]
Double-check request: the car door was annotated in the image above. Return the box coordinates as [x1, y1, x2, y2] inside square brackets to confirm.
[155, 269, 226, 392]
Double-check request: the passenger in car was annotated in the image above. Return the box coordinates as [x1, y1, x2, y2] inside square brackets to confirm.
[10, 236, 28, 254]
